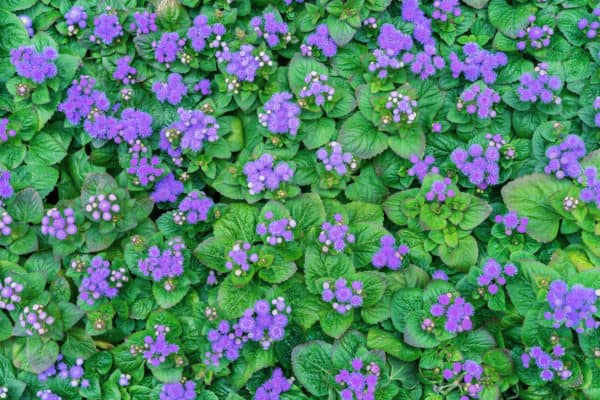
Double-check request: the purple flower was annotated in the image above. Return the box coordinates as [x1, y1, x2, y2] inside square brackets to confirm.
[154, 32, 185, 64]
[243, 154, 294, 195]
[251, 13, 290, 48]
[259, 92, 301, 136]
[477, 259, 517, 295]
[19, 304, 55, 336]
[522, 346, 571, 382]
[65, 6, 87, 32]
[516, 16, 554, 50]
[0, 276, 23, 311]
[518, 64, 561, 104]
[449, 43, 507, 84]
[92, 13, 123, 45]
[408, 154, 439, 182]
[41, 208, 77, 240]
[322, 279, 363, 314]
[451, 144, 500, 190]
[425, 177, 455, 202]
[84, 193, 120, 222]
[218, 44, 265, 82]
[131, 11, 157, 35]
[138, 238, 186, 284]
[335, 359, 380, 399]
[160, 108, 219, 155]
[299, 72, 335, 106]
[152, 73, 187, 105]
[579, 166, 600, 208]
[10, 46, 58, 84]
[142, 325, 179, 367]
[113, 56, 137, 84]
[429, 294, 474, 333]
[37, 390, 62, 400]
[318, 214, 355, 253]
[432, 0, 461, 21]
[151, 173, 184, 203]
[193, 78, 212, 95]
[317, 142, 357, 176]
[19, 15, 34, 37]
[255, 368, 291, 400]
[226, 242, 259, 276]
[544, 280, 599, 333]
[0, 118, 16, 143]
[256, 212, 296, 245]
[59, 76, 111, 125]
[543, 134, 586, 179]
[160, 381, 196, 400]
[303, 24, 337, 57]
[176, 191, 214, 225]
[457, 84, 501, 119]
[372, 235, 409, 270]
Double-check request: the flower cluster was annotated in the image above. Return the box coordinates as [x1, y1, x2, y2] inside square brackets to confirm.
[494, 211, 529, 235]
[205, 298, 291, 365]
[318, 214, 355, 253]
[316, 142, 357, 175]
[38, 354, 90, 388]
[85, 193, 120, 222]
[0, 212, 12, 237]
[243, 154, 294, 195]
[193, 78, 212, 95]
[41, 208, 77, 240]
[259, 92, 301, 136]
[226, 242, 259, 276]
[449, 42, 507, 84]
[91, 13, 123, 45]
[58, 76, 110, 125]
[335, 358, 380, 400]
[477, 259, 517, 295]
[383, 90, 417, 124]
[425, 177, 455, 202]
[372, 235, 409, 270]
[163, 108, 220, 154]
[255, 368, 292, 400]
[160, 381, 196, 400]
[138, 238, 186, 283]
[299, 72, 335, 106]
[451, 144, 500, 190]
[577, 9, 600, 39]
[131, 11, 157, 35]
[37, 390, 61, 400]
[113, 56, 137, 85]
[594, 96, 600, 127]
[441, 360, 484, 400]
[368, 24, 413, 79]
[0, 118, 16, 143]
[579, 167, 600, 209]
[256, 211, 296, 245]
[151, 173, 184, 203]
[521, 345, 572, 382]
[302, 25, 337, 57]
[19, 304, 55, 336]
[0, 276, 23, 311]
[408, 154, 439, 182]
[322, 278, 363, 314]
[10, 46, 58, 84]
[0, 171, 12, 206]
[432, 0, 461, 21]
[174, 191, 214, 225]
[457, 85, 501, 119]
[187, 15, 226, 52]
[65, 6, 87, 34]
[251, 13, 290, 47]
[152, 73, 187, 105]
[116, 108, 153, 144]
[543, 134, 586, 179]
[154, 32, 185, 64]
[430, 293, 474, 333]
[140, 325, 179, 367]
[78, 256, 128, 305]
[218, 44, 263, 82]
[517, 16, 553, 51]
[518, 63, 561, 104]
[128, 155, 163, 186]
[20, 15, 34, 37]
[544, 280, 599, 333]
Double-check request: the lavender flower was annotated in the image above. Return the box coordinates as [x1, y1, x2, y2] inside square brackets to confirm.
[451, 144, 500, 190]
[138, 237, 186, 284]
[425, 177, 455, 202]
[154, 32, 185, 64]
[84, 193, 120, 222]
[322, 278, 363, 314]
[251, 13, 290, 48]
[429, 293, 474, 333]
[0, 118, 16, 142]
[441, 360, 483, 400]
[19, 15, 34, 37]
[58, 76, 111, 125]
[477, 259, 517, 295]
[521, 345, 572, 382]
[256, 211, 296, 245]
[226, 242, 259, 276]
[457, 84, 501, 119]
[151, 173, 184, 203]
[10, 46, 58, 84]
[0, 212, 12, 237]
[91, 13, 123, 45]
[193, 78, 212, 95]
[258, 92, 300, 136]
[162, 108, 219, 153]
[518, 63, 562, 104]
[160, 381, 196, 400]
[131, 11, 157, 35]
[298, 72, 335, 107]
[19, 304, 55, 336]
[243, 154, 294, 195]
[255, 368, 292, 400]
[316, 142, 357, 176]
[432, 0, 461, 21]
[218, 44, 266, 82]
[383, 90, 417, 124]
[543, 134, 586, 179]
[318, 214, 355, 253]
[187, 15, 225, 52]
[302, 25, 337, 57]
[449, 42, 507, 84]
[118, 374, 131, 387]
[65, 6, 87, 35]
[517, 16, 553, 51]
[41, 208, 77, 240]
[113, 56, 137, 85]
[544, 280, 599, 333]
[152, 73, 187, 105]
[0, 171, 14, 205]
[335, 358, 380, 400]
[175, 191, 214, 225]
[372, 235, 409, 270]
[494, 211, 528, 235]
[594, 96, 600, 127]
[78, 256, 128, 305]
[579, 167, 600, 209]
[408, 154, 439, 182]
[0, 276, 23, 311]
[37, 390, 61, 400]
[140, 325, 179, 367]
[432, 270, 449, 281]
[38, 354, 90, 388]
[577, 11, 600, 39]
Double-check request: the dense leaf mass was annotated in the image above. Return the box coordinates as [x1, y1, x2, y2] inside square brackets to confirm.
[0, 0, 600, 399]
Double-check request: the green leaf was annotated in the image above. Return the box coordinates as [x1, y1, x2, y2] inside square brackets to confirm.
[26, 336, 59, 373]
[483, 349, 514, 376]
[194, 236, 228, 272]
[403, 310, 439, 348]
[454, 329, 496, 362]
[58, 301, 84, 330]
[487, 0, 537, 38]
[459, 195, 492, 230]
[367, 328, 421, 361]
[304, 247, 354, 293]
[438, 235, 478, 271]
[213, 203, 258, 243]
[0, 0, 36, 10]
[25, 132, 69, 166]
[62, 329, 97, 360]
[288, 55, 328, 94]
[0, 11, 30, 52]
[0, 312, 12, 341]
[258, 261, 297, 284]
[152, 283, 189, 309]
[300, 118, 335, 149]
[319, 308, 353, 338]
[388, 131, 426, 160]
[217, 278, 262, 319]
[7, 188, 43, 224]
[339, 113, 388, 159]
[292, 341, 334, 396]
[326, 17, 356, 46]
[390, 288, 424, 333]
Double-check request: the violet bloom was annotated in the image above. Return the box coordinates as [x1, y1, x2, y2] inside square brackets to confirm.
[142, 325, 179, 367]
[451, 144, 500, 190]
[255, 368, 292, 400]
[10, 46, 58, 84]
[79, 256, 128, 305]
[494, 211, 528, 235]
[92, 13, 123, 45]
[58, 76, 111, 125]
[522, 346, 572, 382]
[518, 63, 561, 104]
[318, 214, 355, 253]
[321, 279, 363, 314]
[425, 177, 455, 202]
[317, 142, 357, 176]
[152, 73, 187, 105]
[41, 208, 77, 240]
[160, 381, 197, 400]
[408, 154, 439, 182]
[138, 238, 186, 283]
[0, 118, 16, 142]
[477, 259, 517, 295]
[579, 167, 600, 209]
[256, 211, 296, 245]
[543, 134, 586, 179]
[449, 42, 507, 84]
[176, 191, 214, 225]
[131, 11, 157, 35]
[303, 24, 337, 57]
[151, 173, 184, 203]
[544, 280, 599, 333]
[372, 235, 409, 270]
[259, 92, 301, 136]
[243, 154, 294, 195]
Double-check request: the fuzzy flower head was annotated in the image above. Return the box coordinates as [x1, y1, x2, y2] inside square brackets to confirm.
[335, 358, 380, 400]
[225, 242, 259, 277]
[518, 63, 562, 104]
[243, 154, 294, 196]
[429, 293, 474, 333]
[318, 214, 355, 253]
[449, 42, 507, 84]
[579, 166, 600, 209]
[322, 278, 364, 314]
[451, 144, 500, 190]
[91, 13, 123, 45]
[544, 280, 599, 333]
[477, 259, 517, 295]
[457, 84, 501, 119]
[521, 346, 572, 382]
[372, 235, 409, 270]
[302, 24, 337, 57]
[494, 211, 528, 235]
[517, 16, 554, 51]
[256, 211, 296, 245]
[316, 142, 357, 176]
[408, 154, 439, 182]
[543, 134, 586, 180]
[425, 177, 455, 202]
[259, 92, 301, 136]
[10, 46, 58, 84]
[441, 360, 484, 400]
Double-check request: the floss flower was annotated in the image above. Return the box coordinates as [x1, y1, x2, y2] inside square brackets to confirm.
[259, 92, 301, 136]
[372, 235, 409, 270]
[243, 154, 294, 195]
[10, 46, 58, 84]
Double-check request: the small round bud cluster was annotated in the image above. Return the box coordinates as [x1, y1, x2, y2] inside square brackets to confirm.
[9, 46, 58, 84]
[477, 259, 517, 295]
[256, 211, 296, 245]
[322, 278, 363, 314]
[19, 304, 55, 336]
[138, 238, 185, 284]
[421, 318, 435, 331]
[128, 155, 163, 187]
[457, 85, 501, 119]
[250, 13, 290, 48]
[441, 360, 483, 400]
[120, 88, 133, 100]
[16, 83, 30, 97]
[85, 193, 120, 222]
[205, 306, 218, 321]
[577, 8, 600, 39]
[91, 12, 123, 45]
[216, 44, 265, 82]
[518, 63, 562, 104]
[259, 92, 301, 136]
[0, 118, 16, 143]
[544, 134, 586, 179]
[0, 276, 23, 311]
[175, 191, 214, 225]
[79, 255, 128, 305]
[19, 15, 34, 37]
[522, 345, 572, 382]
[579, 166, 600, 209]
[118, 374, 131, 387]
[451, 144, 500, 190]
[430, 293, 474, 333]
[255, 368, 292, 400]
[384, 90, 417, 124]
[205, 298, 291, 365]
[372, 235, 409, 270]
[41, 208, 77, 240]
[563, 196, 579, 211]
[243, 154, 294, 195]
[317, 142, 357, 176]
[544, 280, 599, 333]
[335, 358, 380, 400]
[494, 211, 529, 235]
[225, 76, 240, 94]
[408, 154, 439, 182]
[517, 16, 553, 51]
[486, 133, 506, 150]
[432, 0, 461, 21]
[226, 242, 259, 277]
[299, 72, 335, 107]
[142, 325, 180, 367]
[363, 17, 378, 29]
[318, 214, 355, 253]
[36, 390, 61, 400]
[425, 177, 455, 202]
[65, 6, 87, 36]
[160, 381, 197, 400]
[0, 212, 13, 236]
[38, 354, 90, 388]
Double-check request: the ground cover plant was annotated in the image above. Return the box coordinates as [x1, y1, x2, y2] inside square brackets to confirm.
[0, 0, 599, 399]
